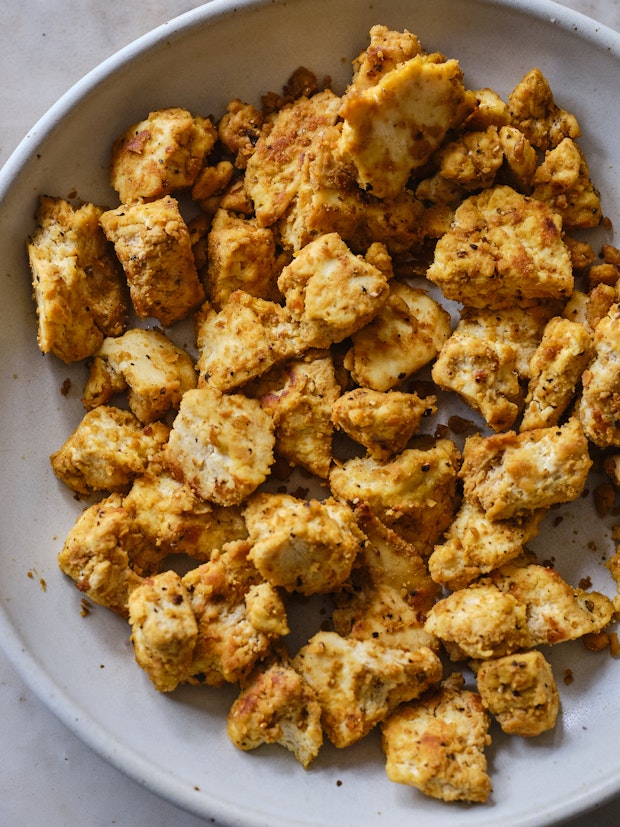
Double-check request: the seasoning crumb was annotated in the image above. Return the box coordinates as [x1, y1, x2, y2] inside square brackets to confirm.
[563, 669, 574, 685]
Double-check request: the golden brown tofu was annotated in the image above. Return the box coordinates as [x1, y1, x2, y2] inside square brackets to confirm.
[498, 124, 538, 191]
[460, 418, 592, 520]
[381, 673, 492, 803]
[348, 24, 422, 91]
[292, 631, 442, 748]
[58, 494, 153, 616]
[508, 67, 581, 151]
[436, 126, 504, 191]
[182, 541, 289, 686]
[475, 650, 559, 736]
[27, 196, 127, 363]
[329, 438, 461, 554]
[128, 570, 198, 692]
[50, 405, 170, 497]
[464, 87, 510, 131]
[217, 99, 264, 169]
[227, 656, 323, 768]
[110, 107, 217, 203]
[163, 386, 275, 506]
[344, 281, 451, 392]
[244, 492, 364, 595]
[100, 196, 205, 327]
[81, 328, 197, 423]
[339, 51, 474, 199]
[520, 317, 593, 431]
[426, 185, 573, 310]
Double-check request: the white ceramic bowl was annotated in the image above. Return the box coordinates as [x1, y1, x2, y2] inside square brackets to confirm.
[1, 1, 620, 825]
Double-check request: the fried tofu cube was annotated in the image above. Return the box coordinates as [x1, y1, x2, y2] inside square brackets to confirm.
[128, 570, 198, 692]
[464, 87, 510, 130]
[498, 125, 538, 191]
[332, 387, 437, 461]
[292, 631, 442, 748]
[521, 317, 593, 431]
[349, 24, 422, 91]
[426, 185, 573, 310]
[277, 233, 390, 349]
[82, 328, 197, 423]
[244, 492, 364, 595]
[339, 51, 474, 199]
[576, 304, 620, 447]
[58, 494, 152, 615]
[182, 541, 289, 686]
[436, 126, 504, 191]
[27, 196, 127, 363]
[100, 196, 205, 327]
[205, 209, 281, 309]
[475, 650, 559, 736]
[227, 656, 323, 768]
[50, 405, 170, 497]
[344, 282, 451, 392]
[163, 386, 275, 506]
[110, 107, 217, 203]
[195, 291, 298, 392]
[508, 68, 581, 151]
[381, 673, 492, 803]
[329, 438, 461, 554]
[460, 418, 592, 520]
[217, 99, 264, 169]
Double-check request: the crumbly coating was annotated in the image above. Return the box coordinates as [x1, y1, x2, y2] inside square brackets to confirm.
[521, 317, 593, 431]
[464, 87, 510, 130]
[50, 405, 170, 497]
[82, 327, 197, 423]
[381, 673, 492, 803]
[436, 126, 504, 191]
[27, 196, 127, 363]
[244, 492, 364, 595]
[329, 438, 461, 554]
[110, 107, 217, 203]
[292, 631, 442, 748]
[128, 570, 198, 692]
[100, 195, 205, 327]
[498, 125, 537, 192]
[182, 541, 289, 686]
[460, 418, 592, 520]
[474, 650, 559, 736]
[339, 52, 474, 199]
[349, 24, 422, 91]
[332, 387, 437, 461]
[163, 386, 275, 506]
[426, 185, 573, 310]
[58, 494, 152, 615]
[344, 281, 451, 392]
[217, 99, 264, 169]
[227, 656, 323, 768]
[508, 67, 581, 151]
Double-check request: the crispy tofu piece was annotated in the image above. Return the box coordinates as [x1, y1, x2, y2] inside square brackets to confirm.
[277, 233, 390, 349]
[182, 541, 289, 686]
[349, 24, 422, 91]
[205, 209, 281, 309]
[251, 352, 340, 478]
[381, 673, 492, 803]
[425, 559, 614, 660]
[27, 196, 127, 363]
[332, 387, 437, 461]
[338, 51, 474, 199]
[576, 304, 620, 447]
[428, 499, 547, 591]
[128, 570, 198, 692]
[195, 291, 298, 392]
[460, 418, 592, 520]
[344, 281, 451, 392]
[100, 196, 205, 327]
[464, 87, 510, 130]
[50, 405, 170, 497]
[227, 655, 323, 768]
[217, 99, 264, 169]
[332, 507, 439, 652]
[58, 494, 154, 615]
[329, 438, 461, 554]
[123, 467, 247, 562]
[508, 68, 581, 151]
[426, 185, 573, 310]
[292, 631, 442, 748]
[474, 650, 559, 736]
[82, 328, 197, 423]
[163, 386, 275, 506]
[436, 126, 504, 191]
[498, 125, 537, 191]
[245, 89, 343, 226]
[532, 138, 602, 230]
[244, 492, 364, 595]
[110, 107, 217, 203]
[520, 317, 593, 431]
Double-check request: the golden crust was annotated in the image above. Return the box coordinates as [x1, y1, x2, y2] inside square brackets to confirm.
[508, 67, 581, 151]
[576, 304, 620, 447]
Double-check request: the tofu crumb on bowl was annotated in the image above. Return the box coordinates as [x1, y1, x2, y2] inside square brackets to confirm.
[1, 1, 620, 826]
